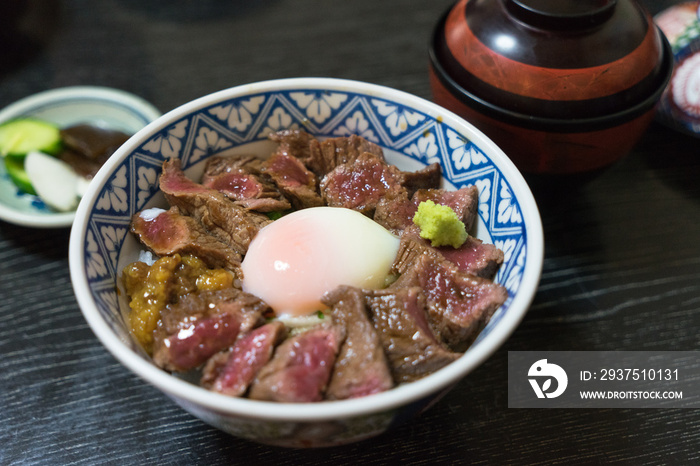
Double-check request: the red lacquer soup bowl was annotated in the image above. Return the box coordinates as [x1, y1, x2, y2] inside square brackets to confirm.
[429, 0, 674, 174]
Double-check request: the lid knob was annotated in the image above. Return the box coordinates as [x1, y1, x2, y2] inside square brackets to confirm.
[505, 0, 618, 30]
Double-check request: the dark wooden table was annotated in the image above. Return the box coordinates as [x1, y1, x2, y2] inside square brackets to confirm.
[2, 0, 698, 464]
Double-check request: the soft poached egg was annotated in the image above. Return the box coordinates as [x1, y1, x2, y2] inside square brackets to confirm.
[241, 207, 400, 317]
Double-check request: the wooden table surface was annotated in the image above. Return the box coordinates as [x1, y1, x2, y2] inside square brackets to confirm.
[1, 0, 698, 464]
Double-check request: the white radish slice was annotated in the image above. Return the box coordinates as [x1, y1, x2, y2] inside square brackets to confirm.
[75, 175, 92, 198]
[25, 150, 80, 212]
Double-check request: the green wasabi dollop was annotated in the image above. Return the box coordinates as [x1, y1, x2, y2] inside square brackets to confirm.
[412, 199, 468, 249]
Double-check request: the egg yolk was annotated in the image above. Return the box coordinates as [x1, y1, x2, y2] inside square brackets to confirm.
[241, 207, 400, 317]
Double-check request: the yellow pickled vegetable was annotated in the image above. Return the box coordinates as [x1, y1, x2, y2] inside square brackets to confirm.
[124, 255, 181, 353]
[122, 253, 236, 353]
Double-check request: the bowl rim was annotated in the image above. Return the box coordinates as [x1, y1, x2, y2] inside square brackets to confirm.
[429, 11, 675, 133]
[0, 85, 161, 228]
[69, 77, 544, 422]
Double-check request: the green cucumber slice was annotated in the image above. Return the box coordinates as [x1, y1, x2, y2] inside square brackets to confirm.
[0, 118, 63, 158]
[4, 157, 37, 195]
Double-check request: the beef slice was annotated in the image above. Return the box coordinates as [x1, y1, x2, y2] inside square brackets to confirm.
[322, 286, 393, 400]
[248, 323, 344, 403]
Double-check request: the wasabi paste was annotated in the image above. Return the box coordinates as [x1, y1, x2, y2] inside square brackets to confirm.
[412, 200, 467, 248]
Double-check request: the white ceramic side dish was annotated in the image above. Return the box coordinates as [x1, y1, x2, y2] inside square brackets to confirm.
[0, 86, 161, 228]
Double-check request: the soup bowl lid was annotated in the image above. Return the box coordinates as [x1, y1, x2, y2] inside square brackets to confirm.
[432, 0, 672, 121]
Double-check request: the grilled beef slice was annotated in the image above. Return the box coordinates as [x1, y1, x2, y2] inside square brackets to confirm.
[152, 288, 268, 372]
[268, 129, 317, 169]
[399, 162, 442, 195]
[412, 185, 480, 231]
[309, 133, 386, 176]
[159, 159, 271, 255]
[391, 253, 507, 351]
[201, 321, 287, 397]
[436, 236, 504, 280]
[364, 287, 461, 383]
[374, 186, 480, 233]
[269, 129, 442, 207]
[248, 323, 345, 403]
[393, 225, 504, 280]
[130, 206, 242, 272]
[322, 286, 393, 400]
[261, 150, 324, 209]
[201, 155, 291, 212]
[320, 151, 405, 217]
[373, 190, 415, 233]
[269, 130, 386, 177]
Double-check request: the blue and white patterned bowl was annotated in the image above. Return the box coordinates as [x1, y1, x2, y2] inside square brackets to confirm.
[0, 86, 161, 228]
[69, 78, 544, 447]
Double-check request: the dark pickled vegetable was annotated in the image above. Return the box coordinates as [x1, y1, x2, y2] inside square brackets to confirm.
[59, 124, 130, 178]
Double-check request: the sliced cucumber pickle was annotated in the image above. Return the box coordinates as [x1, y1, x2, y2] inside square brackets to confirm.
[3, 157, 37, 195]
[0, 118, 63, 158]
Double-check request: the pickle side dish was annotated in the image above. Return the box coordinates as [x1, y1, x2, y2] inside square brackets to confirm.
[0, 118, 129, 211]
